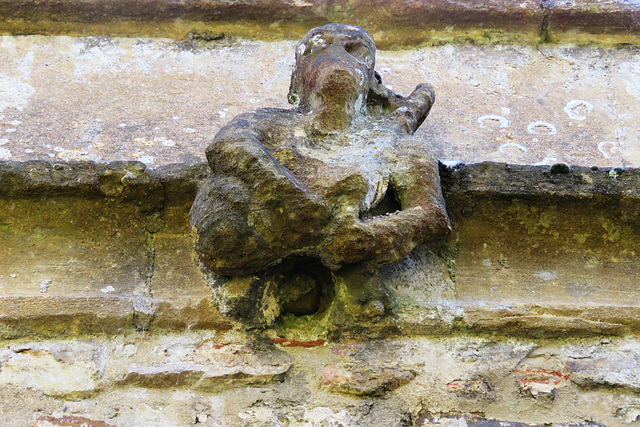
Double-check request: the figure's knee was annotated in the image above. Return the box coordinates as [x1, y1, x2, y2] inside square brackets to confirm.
[190, 176, 275, 276]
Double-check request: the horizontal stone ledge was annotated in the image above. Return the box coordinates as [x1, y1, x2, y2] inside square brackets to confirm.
[440, 162, 640, 200]
[1, 160, 638, 340]
[1, 160, 638, 202]
[0, 0, 638, 46]
[460, 302, 640, 338]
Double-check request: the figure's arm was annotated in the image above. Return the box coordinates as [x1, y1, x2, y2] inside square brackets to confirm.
[324, 140, 450, 266]
[195, 113, 329, 275]
[393, 83, 435, 133]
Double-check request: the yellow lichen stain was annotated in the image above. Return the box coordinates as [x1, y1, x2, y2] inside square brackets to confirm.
[580, 174, 593, 184]
[573, 233, 590, 244]
[584, 256, 602, 269]
[511, 201, 556, 235]
[601, 219, 621, 242]
[134, 137, 155, 146]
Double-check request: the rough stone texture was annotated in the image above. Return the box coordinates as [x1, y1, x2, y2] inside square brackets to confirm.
[1, 0, 639, 47]
[441, 162, 640, 337]
[2, 37, 640, 169]
[0, 0, 542, 47]
[320, 362, 416, 396]
[0, 341, 104, 399]
[1, 160, 640, 339]
[0, 161, 229, 338]
[189, 24, 450, 331]
[546, 0, 640, 43]
[0, 16, 639, 424]
[1, 335, 639, 425]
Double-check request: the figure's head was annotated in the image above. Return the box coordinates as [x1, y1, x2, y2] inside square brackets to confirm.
[288, 24, 377, 129]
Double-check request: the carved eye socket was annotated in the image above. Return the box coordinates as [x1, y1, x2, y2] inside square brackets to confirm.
[345, 42, 372, 65]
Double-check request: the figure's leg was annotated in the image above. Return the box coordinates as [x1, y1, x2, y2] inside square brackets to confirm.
[190, 175, 278, 276]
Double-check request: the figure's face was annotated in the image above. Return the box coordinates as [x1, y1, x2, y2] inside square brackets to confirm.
[289, 24, 376, 126]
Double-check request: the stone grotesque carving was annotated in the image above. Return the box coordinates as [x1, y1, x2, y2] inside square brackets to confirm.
[190, 24, 450, 329]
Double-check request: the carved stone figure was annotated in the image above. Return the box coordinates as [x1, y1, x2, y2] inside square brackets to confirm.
[190, 24, 450, 329]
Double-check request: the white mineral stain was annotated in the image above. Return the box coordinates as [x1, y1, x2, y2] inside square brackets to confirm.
[56, 149, 89, 161]
[73, 39, 126, 77]
[17, 51, 34, 79]
[441, 160, 463, 168]
[0, 75, 35, 112]
[619, 61, 640, 99]
[598, 141, 621, 159]
[478, 115, 509, 128]
[139, 155, 155, 165]
[564, 100, 593, 120]
[532, 156, 558, 166]
[0, 147, 11, 160]
[101, 285, 115, 293]
[499, 142, 528, 153]
[527, 121, 557, 135]
[158, 138, 176, 147]
[39, 279, 52, 293]
[534, 271, 558, 281]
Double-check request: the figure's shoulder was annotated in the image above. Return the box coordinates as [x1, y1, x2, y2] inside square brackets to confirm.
[217, 108, 300, 134]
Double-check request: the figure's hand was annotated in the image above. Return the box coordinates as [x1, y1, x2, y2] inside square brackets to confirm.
[393, 83, 435, 133]
[326, 205, 449, 266]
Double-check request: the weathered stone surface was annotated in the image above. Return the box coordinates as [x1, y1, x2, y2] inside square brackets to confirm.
[513, 365, 571, 398]
[440, 162, 640, 337]
[0, 0, 545, 47]
[133, 403, 177, 427]
[320, 362, 416, 397]
[117, 339, 292, 391]
[31, 414, 114, 427]
[2, 0, 639, 47]
[189, 24, 450, 331]
[546, 0, 640, 43]
[2, 38, 638, 169]
[0, 341, 105, 399]
[0, 336, 639, 425]
[149, 234, 231, 331]
[567, 340, 640, 392]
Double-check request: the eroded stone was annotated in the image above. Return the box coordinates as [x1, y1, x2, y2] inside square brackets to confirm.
[0, 343, 104, 399]
[190, 23, 450, 330]
[320, 362, 416, 397]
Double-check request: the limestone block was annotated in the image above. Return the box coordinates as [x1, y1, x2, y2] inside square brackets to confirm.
[149, 234, 230, 331]
[567, 340, 640, 392]
[0, 341, 105, 399]
[133, 403, 178, 427]
[1, 37, 638, 169]
[115, 339, 293, 392]
[320, 362, 416, 397]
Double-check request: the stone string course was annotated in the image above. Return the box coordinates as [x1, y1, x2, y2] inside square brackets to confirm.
[0, 0, 639, 47]
[1, 160, 640, 425]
